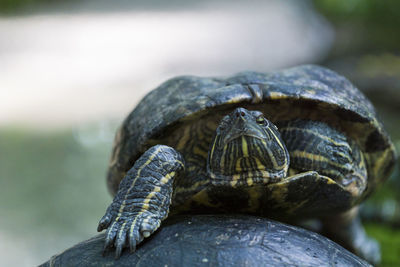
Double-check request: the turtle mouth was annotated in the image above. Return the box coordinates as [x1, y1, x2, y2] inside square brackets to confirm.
[223, 132, 265, 146]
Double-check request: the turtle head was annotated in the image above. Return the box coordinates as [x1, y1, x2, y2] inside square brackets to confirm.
[207, 107, 289, 186]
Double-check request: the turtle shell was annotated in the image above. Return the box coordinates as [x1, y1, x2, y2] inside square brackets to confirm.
[107, 65, 396, 203]
[41, 215, 372, 267]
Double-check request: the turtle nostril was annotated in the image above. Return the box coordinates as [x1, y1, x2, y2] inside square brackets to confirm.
[234, 108, 247, 118]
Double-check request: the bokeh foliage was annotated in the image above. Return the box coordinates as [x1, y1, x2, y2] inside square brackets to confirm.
[0, 0, 56, 13]
[365, 223, 400, 266]
[313, 0, 400, 53]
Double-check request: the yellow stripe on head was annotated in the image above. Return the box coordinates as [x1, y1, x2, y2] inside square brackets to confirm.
[241, 136, 249, 157]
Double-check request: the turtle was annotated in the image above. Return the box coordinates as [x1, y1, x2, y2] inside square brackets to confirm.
[42, 215, 372, 267]
[97, 65, 396, 264]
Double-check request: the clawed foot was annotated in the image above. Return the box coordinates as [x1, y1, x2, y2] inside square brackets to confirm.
[98, 209, 161, 258]
[97, 145, 184, 258]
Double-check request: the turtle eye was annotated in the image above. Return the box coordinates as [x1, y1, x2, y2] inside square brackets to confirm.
[256, 116, 265, 125]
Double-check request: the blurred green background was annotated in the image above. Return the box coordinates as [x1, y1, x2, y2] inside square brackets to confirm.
[0, 0, 399, 266]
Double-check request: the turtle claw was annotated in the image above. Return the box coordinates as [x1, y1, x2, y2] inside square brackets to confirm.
[102, 223, 117, 253]
[126, 214, 161, 253]
[99, 211, 162, 257]
[115, 238, 126, 259]
[129, 239, 137, 253]
[97, 215, 112, 232]
[98, 205, 116, 232]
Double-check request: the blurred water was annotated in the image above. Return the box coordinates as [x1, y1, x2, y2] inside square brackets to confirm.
[0, 0, 332, 129]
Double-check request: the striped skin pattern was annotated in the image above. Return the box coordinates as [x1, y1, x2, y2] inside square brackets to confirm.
[208, 108, 289, 187]
[98, 145, 184, 258]
[279, 119, 367, 197]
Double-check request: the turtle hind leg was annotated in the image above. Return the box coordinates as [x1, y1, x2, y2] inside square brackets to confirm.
[98, 145, 185, 258]
[321, 207, 380, 265]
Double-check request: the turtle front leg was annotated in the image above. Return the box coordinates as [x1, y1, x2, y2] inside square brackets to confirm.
[322, 207, 380, 265]
[97, 145, 185, 258]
